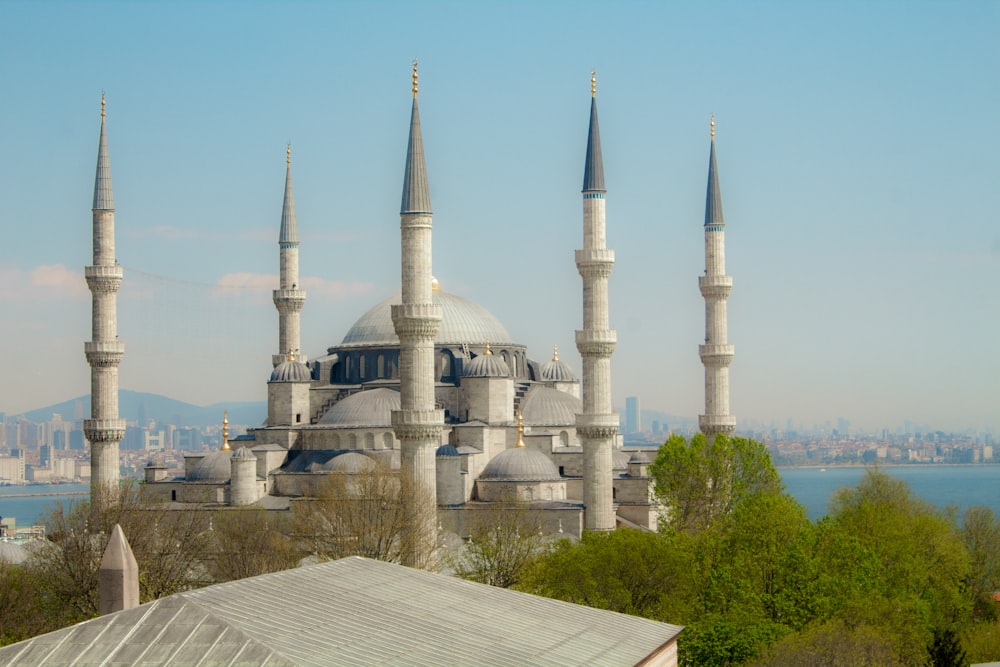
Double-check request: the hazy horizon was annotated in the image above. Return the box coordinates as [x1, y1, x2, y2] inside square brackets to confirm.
[1, 2, 997, 433]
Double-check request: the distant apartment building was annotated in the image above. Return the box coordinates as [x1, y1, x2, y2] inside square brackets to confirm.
[0, 451, 25, 484]
[625, 396, 641, 434]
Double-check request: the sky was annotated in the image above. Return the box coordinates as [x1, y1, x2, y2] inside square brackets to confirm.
[0, 1, 997, 434]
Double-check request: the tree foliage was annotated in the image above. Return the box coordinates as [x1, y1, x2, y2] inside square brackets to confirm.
[649, 433, 782, 533]
[291, 466, 436, 566]
[207, 508, 299, 583]
[449, 499, 548, 588]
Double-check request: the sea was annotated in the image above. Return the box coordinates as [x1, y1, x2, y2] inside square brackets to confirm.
[0, 467, 998, 527]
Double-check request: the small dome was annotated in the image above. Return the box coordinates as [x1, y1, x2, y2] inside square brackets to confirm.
[324, 452, 377, 473]
[270, 359, 311, 383]
[463, 347, 510, 378]
[540, 346, 576, 382]
[629, 450, 653, 464]
[480, 447, 561, 482]
[318, 387, 400, 426]
[613, 450, 632, 470]
[187, 450, 232, 482]
[436, 444, 460, 457]
[521, 386, 582, 427]
[232, 446, 255, 461]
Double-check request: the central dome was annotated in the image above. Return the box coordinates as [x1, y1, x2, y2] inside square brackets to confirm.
[339, 290, 515, 348]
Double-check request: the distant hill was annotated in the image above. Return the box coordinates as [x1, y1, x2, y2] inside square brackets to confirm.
[17, 390, 265, 428]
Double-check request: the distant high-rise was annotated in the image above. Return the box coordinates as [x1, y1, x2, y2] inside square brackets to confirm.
[84, 94, 126, 505]
[698, 116, 735, 444]
[625, 396, 641, 434]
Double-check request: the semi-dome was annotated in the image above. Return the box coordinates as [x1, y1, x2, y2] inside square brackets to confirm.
[339, 290, 516, 348]
[187, 450, 232, 482]
[323, 451, 377, 473]
[318, 387, 400, 426]
[270, 359, 311, 383]
[479, 447, 561, 482]
[540, 346, 576, 382]
[463, 344, 510, 378]
[520, 386, 582, 427]
[629, 450, 653, 464]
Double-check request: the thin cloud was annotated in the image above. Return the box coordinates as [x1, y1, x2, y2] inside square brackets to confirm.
[213, 272, 373, 303]
[0, 264, 89, 302]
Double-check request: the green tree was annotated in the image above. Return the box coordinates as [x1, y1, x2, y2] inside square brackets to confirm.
[962, 506, 1000, 620]
[518, 529, 696, 623]
[747, 618, 905, 667]
[649, 433, 782, 534]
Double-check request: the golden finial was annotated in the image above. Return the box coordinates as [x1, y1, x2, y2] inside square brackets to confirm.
[485, 341, 492, 356]
[710, 114, 715, 140]
[287, 348, 295, 363]
[412, 59, 419, 98]
[591, 71, 596, 98]
[286, 143, 291, 167]
[552, 344, 559, 362]
[515, 410, 526, 448]
[431, 276, 440, 291]
[101, 91, 106, 119]
[221, 410, 231, 451]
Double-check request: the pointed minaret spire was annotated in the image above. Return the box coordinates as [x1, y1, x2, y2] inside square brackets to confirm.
[699, 115, 735, 443]
[279, 143, 298, 244]
[582, 71, 605, 193]
[576, 71, 617, 531]
[392, 60, 443, 568]
[85, 93, 126, 511]
[705, 114, 724, 229]
[273, 144, 306, 366]
[400, 60, 432, 215]
[93, 92, 114, 211]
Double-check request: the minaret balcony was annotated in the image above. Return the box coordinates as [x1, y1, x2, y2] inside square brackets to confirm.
[575, 329, 617, 357]
[575, 249, 615, 278]
[699, 274, 732, 299]
[699, 414, 736, 432]
[83, 418, 127, 443]
[85, 340, 125, 367]
[273, 289, 306, 308]
[85, 265, 123, 293]
[699, 343, 734, 366]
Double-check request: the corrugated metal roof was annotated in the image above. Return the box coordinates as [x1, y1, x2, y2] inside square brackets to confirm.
[0, 557, 681, 666]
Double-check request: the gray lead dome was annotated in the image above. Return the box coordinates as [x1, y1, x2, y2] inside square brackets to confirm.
[479, 447, 562, 482]
[340, 291, 515, 348]
[270, 359, 311, 383]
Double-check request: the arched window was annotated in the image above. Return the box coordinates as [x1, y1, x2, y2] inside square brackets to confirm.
[364, 432, 375, 448]
[345, 355, 352, 380]
[377, 354, 385, 377]
[348, 433, 358, 449]
[382, 432, 394, 449]
[331, 434, 341, 448]
[560, 431, 569, 447]
[359, 355, 366, 379]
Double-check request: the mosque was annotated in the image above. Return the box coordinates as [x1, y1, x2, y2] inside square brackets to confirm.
[89, 66, 735, 542]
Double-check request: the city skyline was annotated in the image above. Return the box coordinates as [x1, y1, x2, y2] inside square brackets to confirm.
[1, 2, 997, 433]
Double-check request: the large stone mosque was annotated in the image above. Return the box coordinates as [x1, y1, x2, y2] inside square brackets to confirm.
[87, 65, 735, 542]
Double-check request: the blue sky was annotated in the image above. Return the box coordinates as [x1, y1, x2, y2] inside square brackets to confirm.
[1, 1, 997, 433]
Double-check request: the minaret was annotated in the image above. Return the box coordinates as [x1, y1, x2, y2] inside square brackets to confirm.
[84, 94, 126, 507]
[575, 72, 618, 531]
[390, 61, 442, 567]
[272, 144, 306, 366]
[699, 116, 736, 442]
